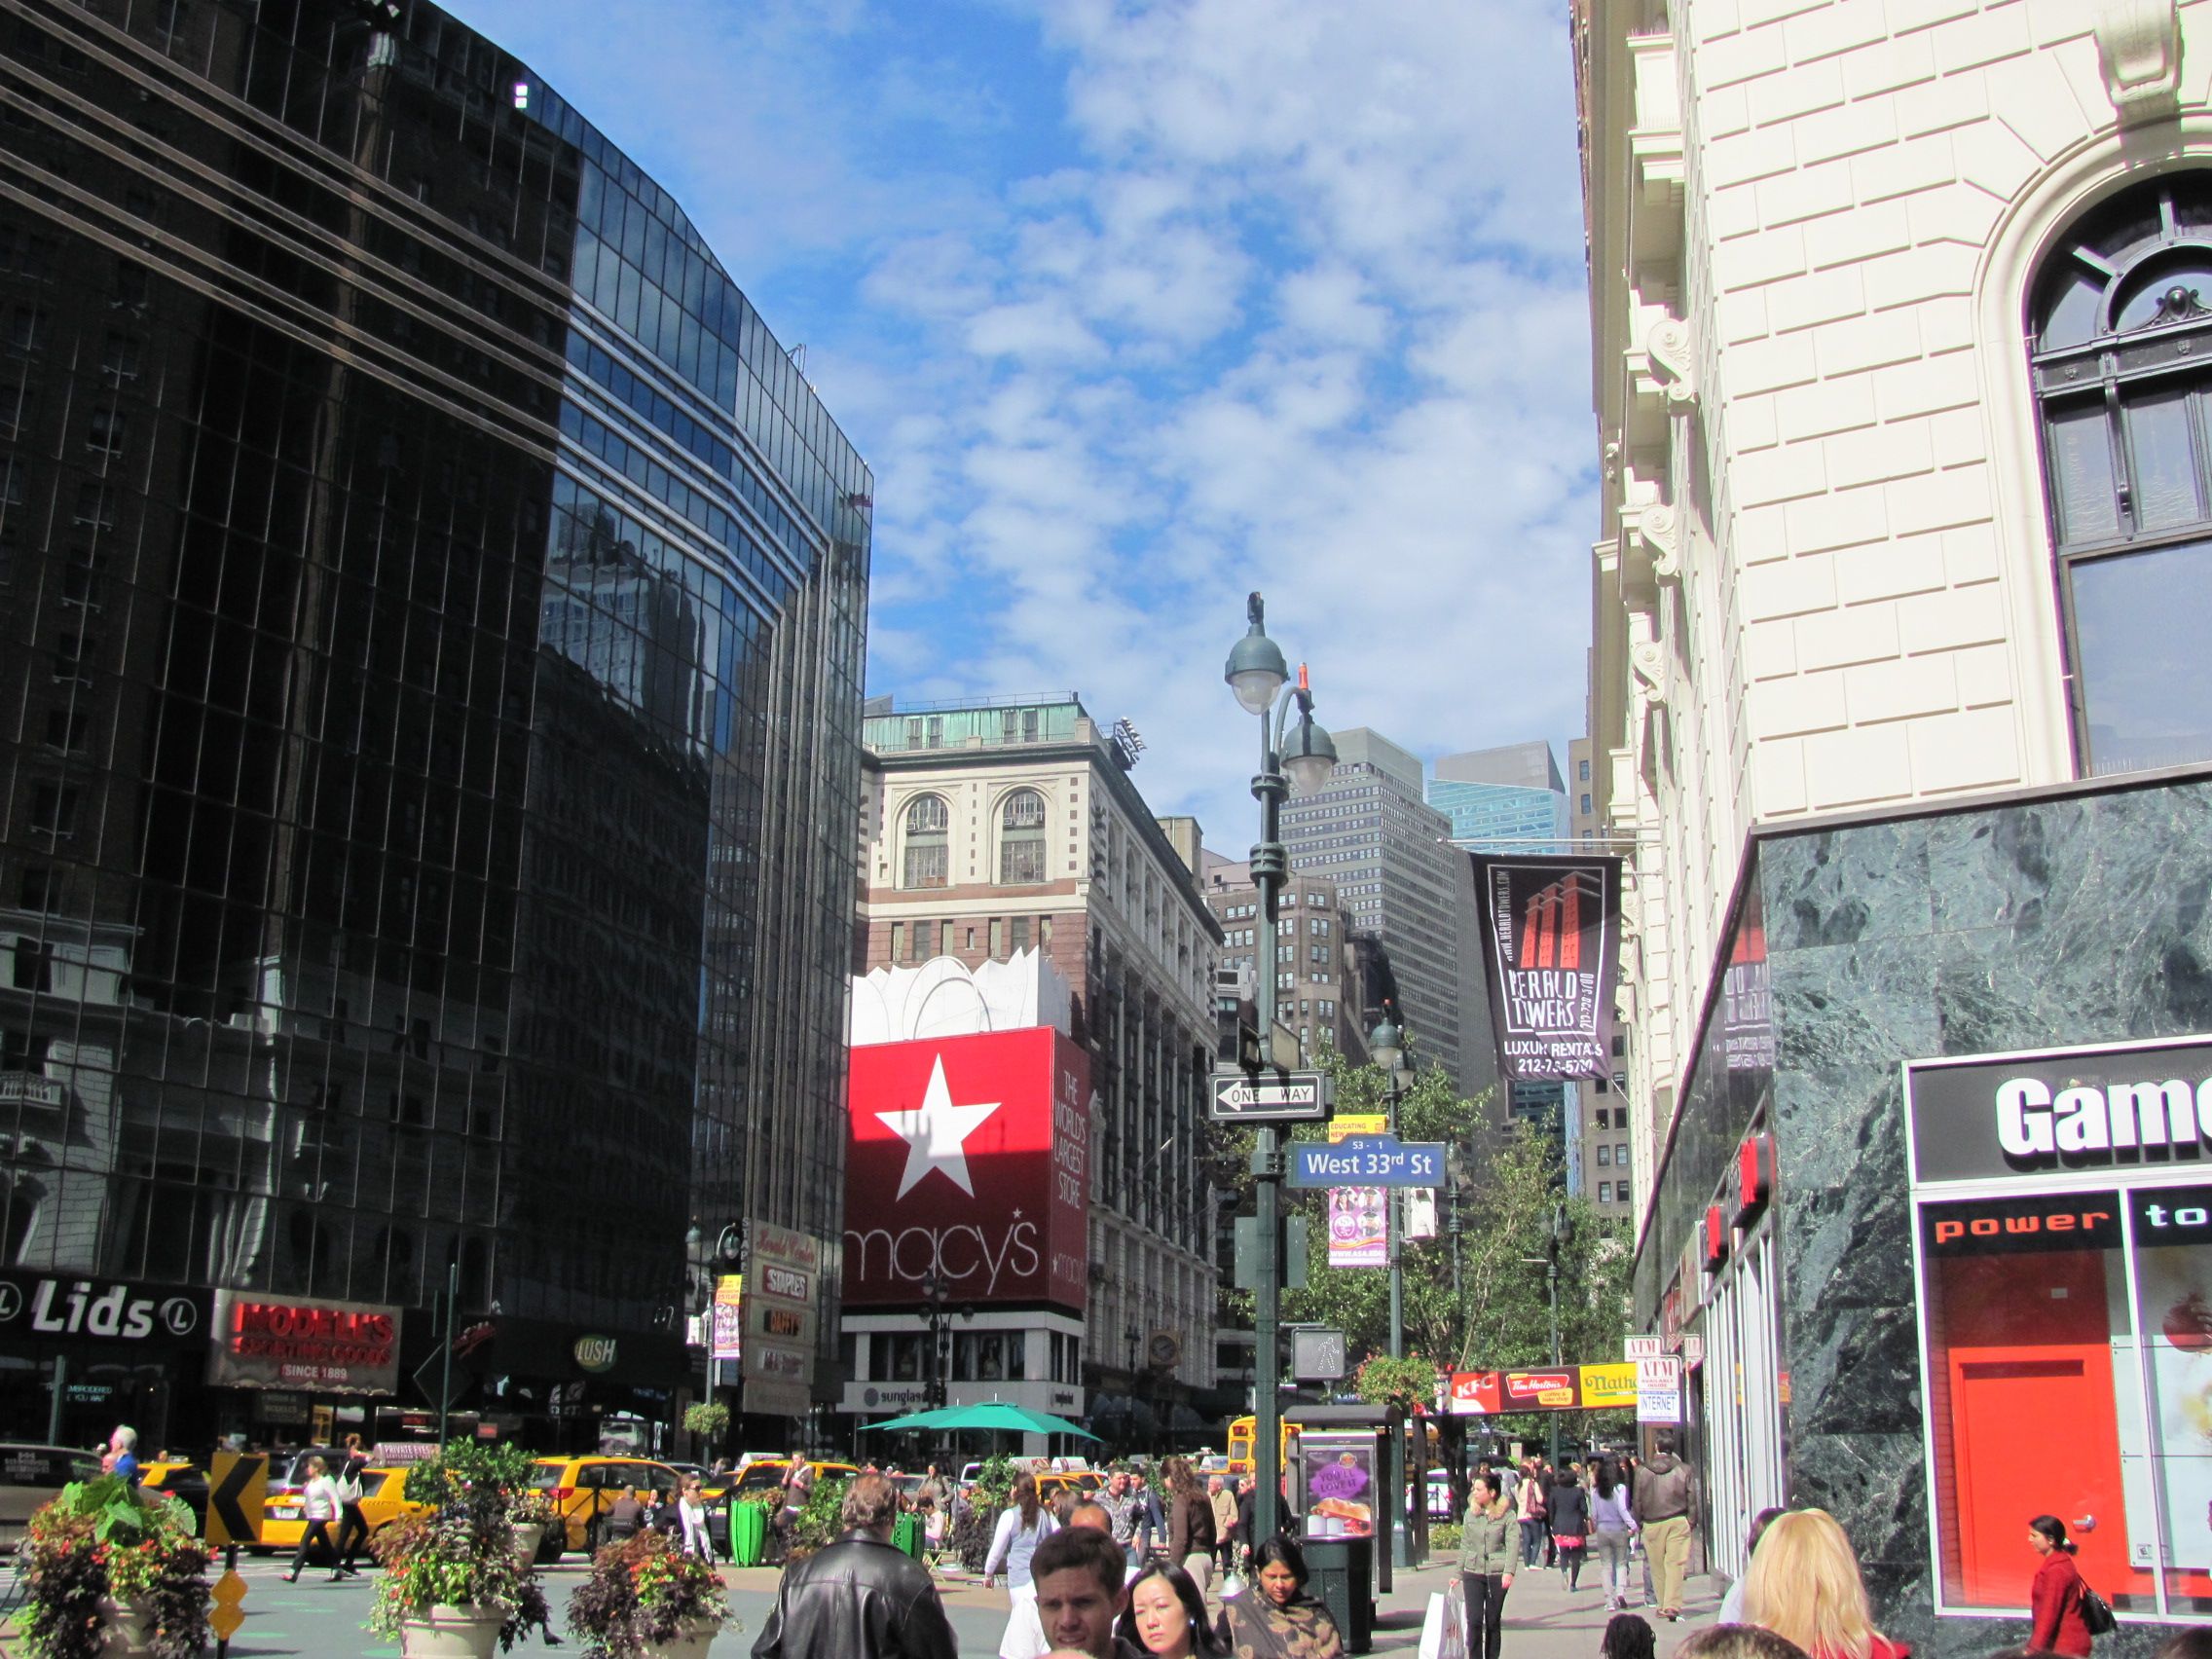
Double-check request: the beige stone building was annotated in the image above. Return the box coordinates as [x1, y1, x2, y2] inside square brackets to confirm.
[854, 696, 1227, 1436]
[1576, 0, 2212, 1640]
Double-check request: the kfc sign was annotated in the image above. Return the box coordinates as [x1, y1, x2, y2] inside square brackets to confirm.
[844, 1028, 1089, 1312]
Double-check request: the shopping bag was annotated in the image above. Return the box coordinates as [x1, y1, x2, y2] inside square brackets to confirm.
[1419, 1583, 1466, 1659]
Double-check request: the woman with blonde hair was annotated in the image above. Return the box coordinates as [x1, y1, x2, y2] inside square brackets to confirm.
[984, 1473, 1061, 1659]
[1741, 1510, 1909, 1659]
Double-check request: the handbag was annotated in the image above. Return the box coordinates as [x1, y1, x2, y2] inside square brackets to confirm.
[2080, 1584, 2118, 1638]
[1552, 1533, 1585, 1549]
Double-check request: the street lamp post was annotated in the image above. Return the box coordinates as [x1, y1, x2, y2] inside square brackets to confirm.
[1543, 1204, 1567, 1468]
[919, 1272, 962, 1411]
[1224, 592, 1336, 1549]
[1368, 1012, 1411, 1569]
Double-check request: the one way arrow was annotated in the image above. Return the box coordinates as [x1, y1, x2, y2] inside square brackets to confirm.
[205, 1451, 265, 1548]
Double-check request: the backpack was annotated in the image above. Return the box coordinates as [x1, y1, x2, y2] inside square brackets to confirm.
[2080, 1583, 2117, 1638]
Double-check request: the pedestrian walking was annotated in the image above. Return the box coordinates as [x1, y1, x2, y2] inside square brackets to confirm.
[1235, 1475, 1257, 1565]
[773, 1456, 816, 1563]
[1716, 1508, 1785, 1625]
[984, 1473, 1062, 1659]
[1602, 1611, 1657, 1659]
[1515, 1461, 1547, 1569]
[1631, 1433, 1695, 1621]
[673, 1474, 715, 1559]
[1164, 1456, 1217, 1595]
[103, 1425, 140, 1483]
[750, 1472, 958, 1659]
[1220, 1533, 1345, 1659]
[1549, 1462, 1590, 1591]
[1120, 1561, 1228, 1657]
[331, 1438, 370, 1577]
[1209, 1474, 1240, 1576]
[283, 1456, 344, 1582]
[1457, 1471, 1517, 1659]
[2027, 1515, 2093, 1657]
[1133, 1471, 1166, 1564]
[1032, 1526, 1137, 1659]
[1740, 1509, 1910, 1659]
[1589, 1457, 1639, 1611]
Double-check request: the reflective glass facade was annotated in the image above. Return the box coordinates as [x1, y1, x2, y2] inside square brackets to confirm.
[0, 0, 866, 1434]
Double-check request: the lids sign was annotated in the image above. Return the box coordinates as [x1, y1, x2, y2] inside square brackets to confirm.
[0, 1276, 206, 1345]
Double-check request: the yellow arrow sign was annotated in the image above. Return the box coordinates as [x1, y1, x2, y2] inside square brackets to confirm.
[205, 1452, 265, 1548]
[210, 1567, 246, 1641]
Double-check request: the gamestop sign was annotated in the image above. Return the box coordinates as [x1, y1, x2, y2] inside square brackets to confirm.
[1906, 1037, 2212, 1185]
[844, 1027, 1089, 1312]
[208, 1293, 401, 1395]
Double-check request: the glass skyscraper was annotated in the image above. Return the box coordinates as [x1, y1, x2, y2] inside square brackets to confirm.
[0, 0, 866, 1450]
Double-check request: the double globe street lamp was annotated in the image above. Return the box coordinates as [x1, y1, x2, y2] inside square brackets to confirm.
[1225, 591, 1337, 1547]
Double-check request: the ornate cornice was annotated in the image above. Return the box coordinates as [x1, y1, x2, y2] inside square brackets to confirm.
[2094, 0, 2182, 124]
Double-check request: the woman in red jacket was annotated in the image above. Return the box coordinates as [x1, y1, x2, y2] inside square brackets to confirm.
[2028, 1515, 2093, 1656]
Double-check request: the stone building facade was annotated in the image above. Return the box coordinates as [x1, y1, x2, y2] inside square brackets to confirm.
[855, 696, 1224, 1437]
[1578, 0, 2212, 1646]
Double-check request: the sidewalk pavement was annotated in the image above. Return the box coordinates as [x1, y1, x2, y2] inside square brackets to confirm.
[719, 1553, 1729, 1658]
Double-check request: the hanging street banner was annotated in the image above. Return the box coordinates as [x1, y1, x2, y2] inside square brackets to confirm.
[1470, 853, 1625, 1082]
[1326, 1115, 1387, 1270]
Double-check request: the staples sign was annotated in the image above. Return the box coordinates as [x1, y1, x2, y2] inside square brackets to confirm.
[844, 1028, 1090, 1312]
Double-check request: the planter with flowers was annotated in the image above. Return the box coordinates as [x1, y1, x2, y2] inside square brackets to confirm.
[368, 1449, 555, 1659]
[16, 1475, 211, 1659]
[565, 1530, 733, 1659]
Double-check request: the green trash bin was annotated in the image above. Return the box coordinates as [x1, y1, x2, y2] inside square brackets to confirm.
[730, 1501, 767, 1567]
[892, 1514, 923, 1560]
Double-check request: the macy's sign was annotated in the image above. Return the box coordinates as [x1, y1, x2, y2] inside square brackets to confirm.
[845, 1218, 1043, 1297]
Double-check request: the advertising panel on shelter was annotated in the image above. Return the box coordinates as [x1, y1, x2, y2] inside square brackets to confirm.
[844, 1027, 1089, 1313]
[1470, 854, 1624, 1082]
[1906, 1037, 2212, 1624]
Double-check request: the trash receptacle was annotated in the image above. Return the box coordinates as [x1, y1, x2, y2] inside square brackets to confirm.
[893, 1514, 923, 1560]
[1299, 1535, 1374, 1653]
[730, 1501, 767, 1567]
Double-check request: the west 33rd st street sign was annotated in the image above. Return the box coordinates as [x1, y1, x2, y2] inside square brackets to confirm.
[1289, 1134, 1447, 1188]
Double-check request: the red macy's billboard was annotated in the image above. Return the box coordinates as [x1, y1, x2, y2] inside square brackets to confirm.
[844, 1028, 1088, 1313]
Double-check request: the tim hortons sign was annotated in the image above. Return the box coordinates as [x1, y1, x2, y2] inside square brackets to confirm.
[844, 1028, 1090, 1313]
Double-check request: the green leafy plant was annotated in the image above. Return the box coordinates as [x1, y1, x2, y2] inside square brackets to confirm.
[18, 1477, 210, 1659]
[400, 1439, 536, 1507]
[1353, 1353, 1440, 1410]
[1428, 1521, 1462, 1556]
[565, 1530, 733, 1658]
[365, 1465, 554, 1651]
[682, 1401, 730, 1444]
[788, 1476, 850, 1559]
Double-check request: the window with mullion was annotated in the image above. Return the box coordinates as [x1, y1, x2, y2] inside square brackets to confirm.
[2034, 174, 2212, 776]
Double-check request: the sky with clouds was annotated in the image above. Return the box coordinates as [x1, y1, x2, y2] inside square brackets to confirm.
[458, 0, 1599, 839]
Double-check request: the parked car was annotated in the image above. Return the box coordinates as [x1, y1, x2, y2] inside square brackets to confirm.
[0, 1444, 101, 1553]
[729, 1458, 859, 1496]
[259, 1466, 428, 1560]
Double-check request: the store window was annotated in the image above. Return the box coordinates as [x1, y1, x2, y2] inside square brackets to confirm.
[1907, 1037, 2212, 1623]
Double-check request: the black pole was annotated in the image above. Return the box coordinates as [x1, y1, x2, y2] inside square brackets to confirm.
[438, 1261, 458, 1448]
[215, 1542, 237, 1659]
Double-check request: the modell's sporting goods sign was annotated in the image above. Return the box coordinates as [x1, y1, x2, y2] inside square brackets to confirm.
[844, 1027, 1089, 1313]
[208, 1293, 401, 1394]
[1471, 854, 1624, 1082]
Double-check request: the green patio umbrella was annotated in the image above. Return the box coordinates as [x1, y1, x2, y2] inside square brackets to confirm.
[860, 1401, 1100, 1440]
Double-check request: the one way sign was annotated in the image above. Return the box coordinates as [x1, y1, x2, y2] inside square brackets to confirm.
[205, 1451, 265, 1547]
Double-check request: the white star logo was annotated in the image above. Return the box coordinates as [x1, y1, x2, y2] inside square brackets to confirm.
[877, 1056, 1001, 1199]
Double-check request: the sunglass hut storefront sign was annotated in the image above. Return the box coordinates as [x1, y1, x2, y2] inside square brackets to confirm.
[207, 1292, 401, 1395]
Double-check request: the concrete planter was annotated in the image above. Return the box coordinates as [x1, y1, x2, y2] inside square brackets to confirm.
[397, 1602, 508, 1659]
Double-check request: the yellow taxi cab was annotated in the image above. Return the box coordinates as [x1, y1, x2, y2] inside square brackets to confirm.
[135, 1461, 208, 1536]
[529, 1456, 681, 1559]
[1035, 1468, 1102, 1503]
[727, 1458, 859, 1499]
[258, 1467, 427, 1558]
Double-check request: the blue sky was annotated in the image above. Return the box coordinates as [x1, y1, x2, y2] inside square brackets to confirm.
[458, 0, 1599, 838]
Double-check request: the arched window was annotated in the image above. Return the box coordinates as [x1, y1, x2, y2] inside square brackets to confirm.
[2034, 174, 2212, 775]
[999, 789, 1049, 884]
[901, 794, 949, 889]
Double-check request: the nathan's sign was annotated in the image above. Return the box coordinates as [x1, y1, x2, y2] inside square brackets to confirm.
[1471, 854, 1624, 1083]
[843, 1027, 1090, 1313]
[1906, 1038, 2212, 1185]
[208, 1294, 401, 1394]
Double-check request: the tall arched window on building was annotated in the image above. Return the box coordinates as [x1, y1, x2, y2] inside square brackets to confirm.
[2035, 174, 2212, 775]
[901, 793, 949, 889]
[999, 789, 1049, 884]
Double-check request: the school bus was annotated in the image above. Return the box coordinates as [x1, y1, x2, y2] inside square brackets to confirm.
[1226, 1416, 1300, 1476]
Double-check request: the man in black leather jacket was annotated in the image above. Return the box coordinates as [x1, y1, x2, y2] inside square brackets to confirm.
[750, 1473, 957, 1659]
